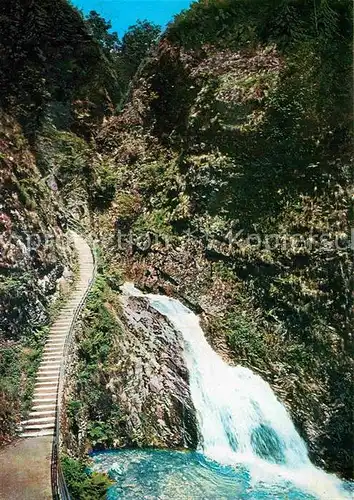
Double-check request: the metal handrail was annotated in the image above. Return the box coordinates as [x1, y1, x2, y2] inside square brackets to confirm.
[51, 222, 98, 499]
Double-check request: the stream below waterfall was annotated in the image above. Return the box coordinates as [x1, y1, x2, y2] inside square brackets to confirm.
[92, 285, 353, 499]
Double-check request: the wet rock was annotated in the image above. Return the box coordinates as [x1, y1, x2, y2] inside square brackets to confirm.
[108, 296, 199, 449]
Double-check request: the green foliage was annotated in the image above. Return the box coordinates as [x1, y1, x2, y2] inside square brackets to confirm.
[224, 314, 269, 366]
[61, 455, 112, 500]
[83, 12, 161, 103]
[38, 129, 90, 181]
[0, 0, 119, 137]
[105, 268, 123, 292]
[86, 419, 121, 448]
[114, 192, 142, 223]
[168, 0, 352, 53]
[85, 10, 120, 52]
[66, 274, 125, 451]
[37, 127, 117, 210]
[89, 160, 117, 209]
[120, 20, 161, 84]
[0, 328, 46, 443]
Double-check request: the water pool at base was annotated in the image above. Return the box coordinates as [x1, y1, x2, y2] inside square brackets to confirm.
[91, 449, 352, 500]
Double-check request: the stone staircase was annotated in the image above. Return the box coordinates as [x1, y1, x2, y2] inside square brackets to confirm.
[19, 232, 94, 438]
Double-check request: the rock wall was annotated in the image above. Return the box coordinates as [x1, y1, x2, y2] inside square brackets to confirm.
[62, 284, 198, 457]
[0, 112, 77, 445]
[111, 295, 198, 449]
[0, 113, 74, 339]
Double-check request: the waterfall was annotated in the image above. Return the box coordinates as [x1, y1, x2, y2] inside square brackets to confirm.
[121, 283, 350, 499]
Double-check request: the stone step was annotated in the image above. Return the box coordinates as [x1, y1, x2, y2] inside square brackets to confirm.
[35, 382, 58, 389]
[38, 367, 61, 374]
[36, 378, 59, 384]
[32, 401, 56, 408]
[20, 232, 94, 440]
[38, 365, 60, 371]
[31, 398, 57, 410]
[37, 371, 60, 378]
[38, 365, 60, 370]
[21, 416, 55, 426]
[39, 361, 61, 368]
[33, 385, 57, 392]
[33, 393, 57, 400]
[19, 429, 54, 438]
[29, 409, 56, 418]
[36, 375, 59, 381]
[40, 366, 61, 372]
[20, 422, 55, 431]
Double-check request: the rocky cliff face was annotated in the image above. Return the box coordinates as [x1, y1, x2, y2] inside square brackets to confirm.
[112, 295, 198, 449]
[0, 114, 75, 339]
[62, 279, 198, 457]
[0, 112, 77, 444]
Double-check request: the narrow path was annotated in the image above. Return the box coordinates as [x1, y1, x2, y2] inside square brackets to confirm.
[0, 232, 94, 499]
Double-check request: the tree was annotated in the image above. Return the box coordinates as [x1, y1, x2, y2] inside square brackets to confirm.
[120, 20, 161, 81]
[85, 10, 120, 52]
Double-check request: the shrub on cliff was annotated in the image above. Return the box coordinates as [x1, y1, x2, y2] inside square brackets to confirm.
[61, 455, 112, 499]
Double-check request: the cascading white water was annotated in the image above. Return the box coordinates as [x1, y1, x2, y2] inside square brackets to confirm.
[148, 294, 309, 468]
[122, 283, 350, 500]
